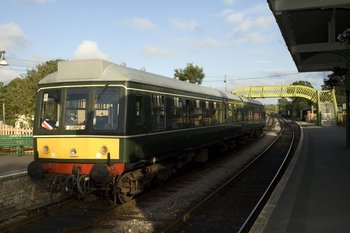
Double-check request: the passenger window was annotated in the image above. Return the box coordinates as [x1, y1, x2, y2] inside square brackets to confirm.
[212, 102, 218, 124]
[253, 107, 261, 120]
[227, 103, 233, 122]
[135, 96, 144, 126]
[181, 99, 197, 127]
[214, 102, 224, 124]
[234, 104, 242, 122]
[194, 100, 203, 126]
[203, 101, 212, 125]
[171, 97, 183, 129]
[182, 99, 189, 127]
[151, 95, 166, 131]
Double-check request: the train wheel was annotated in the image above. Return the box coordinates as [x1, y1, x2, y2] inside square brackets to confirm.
[116, 174, 136, 203]
[103, 177, 118, 205]
[77, 175, 91, 198]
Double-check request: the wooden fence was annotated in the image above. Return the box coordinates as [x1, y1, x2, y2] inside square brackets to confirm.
[0, 124, 33, 135]
[0, 125, 33, 155]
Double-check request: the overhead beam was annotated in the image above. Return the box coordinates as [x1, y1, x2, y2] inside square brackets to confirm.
[269, 0, 350, 12]
[297, 52, 349, 71]
[291, 42, 347, 54]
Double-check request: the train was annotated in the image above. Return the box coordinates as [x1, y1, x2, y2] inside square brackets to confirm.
[28, 59, 266, 203]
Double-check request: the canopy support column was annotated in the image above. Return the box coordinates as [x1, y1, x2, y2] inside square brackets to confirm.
[345, 72, 350, 148]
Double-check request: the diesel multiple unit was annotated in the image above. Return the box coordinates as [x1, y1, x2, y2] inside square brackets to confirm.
[28, 59, 265, 203]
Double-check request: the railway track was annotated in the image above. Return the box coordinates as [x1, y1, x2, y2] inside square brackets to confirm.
[163, 118, 300, 233]
[0, 116, 283, 233]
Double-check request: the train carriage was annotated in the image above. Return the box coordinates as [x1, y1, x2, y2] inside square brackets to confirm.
[28, 59, 265, 203]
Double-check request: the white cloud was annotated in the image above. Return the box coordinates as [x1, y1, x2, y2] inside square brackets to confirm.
[0, 68, 21, 84]
[229, 15, 274, 33]
[217, 9, 235, 17]
[123, 17, 157, 30]
[24, 0, 51, 3]
[245, 3, 270, 15]
[0, 23, 28, 50]
[255, 16, 274, 28]
[192, 38, 221, 51]
[73, 40, 110, 60]
[239, 49, 265, 57]
[226, 12, 244, 24]
[222, 5, 274, 45]
[223, 0, 235, 6]
[245, 32, 269, 44]
[143, 46, 174, 57]
[171, 18, 201, 31]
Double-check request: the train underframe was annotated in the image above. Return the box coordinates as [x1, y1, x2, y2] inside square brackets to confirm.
[28, 126, 264, 204]
[28, 150, 207, 204]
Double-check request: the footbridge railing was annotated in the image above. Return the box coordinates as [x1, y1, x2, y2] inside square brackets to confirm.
[232, 85, 338, 126]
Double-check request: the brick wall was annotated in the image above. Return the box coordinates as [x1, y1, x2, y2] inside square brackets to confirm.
[0, 173, 67, 212]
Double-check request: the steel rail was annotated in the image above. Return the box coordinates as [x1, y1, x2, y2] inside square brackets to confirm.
[1, 116, 279, 233]
[161, 116, 285, 233]
[62, 117, 280, 233]
[0, 198, 79, 233]
[237, 118, 296, 233]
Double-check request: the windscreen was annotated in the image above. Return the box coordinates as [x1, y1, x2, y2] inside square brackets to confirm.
[39, 86, 121, 132]
[64, 88, 88, 130]
[93, 87, 120, 130]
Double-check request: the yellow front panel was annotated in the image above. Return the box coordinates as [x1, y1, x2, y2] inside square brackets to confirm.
[37, 137, 119, 160]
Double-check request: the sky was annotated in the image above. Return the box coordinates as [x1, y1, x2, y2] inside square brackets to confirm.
[0, 0, 330, 104]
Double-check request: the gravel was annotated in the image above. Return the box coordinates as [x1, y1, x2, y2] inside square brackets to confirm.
[86, 125, 281, 233]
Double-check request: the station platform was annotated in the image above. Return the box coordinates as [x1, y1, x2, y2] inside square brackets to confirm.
[0, 154, 33, 177]
[252, 124, 350, 233]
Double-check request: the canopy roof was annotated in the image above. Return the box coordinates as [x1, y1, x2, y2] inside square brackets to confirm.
[268, 0, 350, 72]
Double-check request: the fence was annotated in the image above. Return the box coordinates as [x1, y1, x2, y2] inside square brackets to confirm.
[0, 124, 33, 155]
[0, 124, 33, 135]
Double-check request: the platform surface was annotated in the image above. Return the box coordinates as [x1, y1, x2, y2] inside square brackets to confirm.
[257, 125, 350, 233]
[0, 154, 32, 177]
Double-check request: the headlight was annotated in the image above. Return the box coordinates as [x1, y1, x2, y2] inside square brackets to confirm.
[43, 145, 50, 154]
[100, 146, 108, 155]
[70, 148, 77, 156]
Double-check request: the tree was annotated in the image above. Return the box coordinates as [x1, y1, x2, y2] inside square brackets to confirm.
[322, 67, 346, 105]
[277, 81, 315, 119]
[174, 63, 205, 84]
[264, 104, 278, 115]
[3, 59, 63, 126]
[290, 81, 314, 118]
[277, 98, 292, 117]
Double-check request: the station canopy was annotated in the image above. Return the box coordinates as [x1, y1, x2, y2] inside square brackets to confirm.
[267, 0, 350, 72]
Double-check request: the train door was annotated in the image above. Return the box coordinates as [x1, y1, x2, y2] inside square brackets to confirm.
[127, 93, 148, 159]
[135, 95, 147, 133]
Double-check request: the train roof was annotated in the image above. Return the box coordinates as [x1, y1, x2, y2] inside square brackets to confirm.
[39, 59, 262, 105]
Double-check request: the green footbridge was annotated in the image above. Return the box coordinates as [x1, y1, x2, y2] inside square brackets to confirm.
[232, 85, 338, 126]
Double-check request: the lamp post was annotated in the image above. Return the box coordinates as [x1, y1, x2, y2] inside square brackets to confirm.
[0, 51, 8, 66]
[0, 50, 8, 124]
[1, 101, 4, 125]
